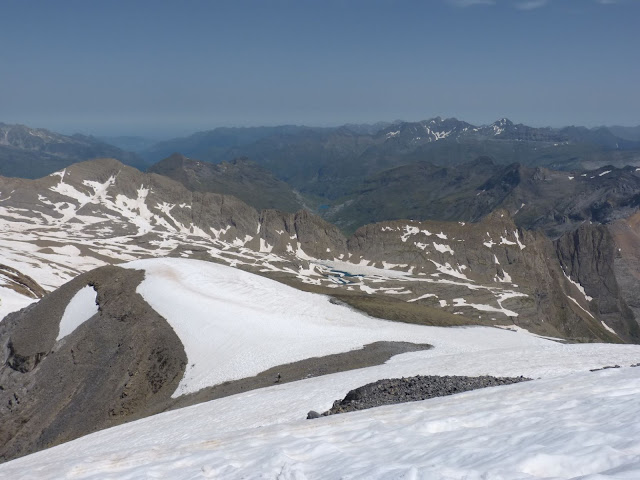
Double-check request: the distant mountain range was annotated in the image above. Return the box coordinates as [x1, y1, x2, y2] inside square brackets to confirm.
[0, 123, 147, 178]
[4, 117, 640, 239]
[138, 117, 640, 201]
[609, 125, 640, 142]
[148, 150, 640, 239]
[3, 117, 639, 189]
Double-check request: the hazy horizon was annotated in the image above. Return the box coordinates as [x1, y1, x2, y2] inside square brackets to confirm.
[2, 0, 639, 138]
[4, 115, 640, 142]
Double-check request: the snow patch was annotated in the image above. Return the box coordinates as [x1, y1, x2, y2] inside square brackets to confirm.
[429, 260, 471, 281]
[562, 269, 593, 302]
[453, 297, 518, 317]
[408, 293, 437, 303]
[567, 296, 594, 319]
[495, 269, 512, 283]
[259, 238, 273, 253]
[56, 285, 98, 341]
[601, 321, 618, 336]
[500, 236, 516, 246]
[400, 225, 420, 242]
[433, 242, 454, 255]
[514, 230, 525, 250]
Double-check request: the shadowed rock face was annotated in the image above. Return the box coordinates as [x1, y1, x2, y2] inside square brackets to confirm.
[0, 265, 187, 463]
[556, 218, 640, 342]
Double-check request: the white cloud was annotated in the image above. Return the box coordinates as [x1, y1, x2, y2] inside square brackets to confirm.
[515, 0, 549, 9]
[448, 0, 496, 6]
[447, 0, 629, 10]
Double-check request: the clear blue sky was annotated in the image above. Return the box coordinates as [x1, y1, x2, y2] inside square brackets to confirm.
[1, 0, 638, 137]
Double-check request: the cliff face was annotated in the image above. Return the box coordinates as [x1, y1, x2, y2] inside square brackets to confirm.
[346, 211, 617, 342]
[609, 212, 640, 334]
[555, 217, 640, 343]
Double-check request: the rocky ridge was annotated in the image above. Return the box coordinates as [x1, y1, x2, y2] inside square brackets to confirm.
[0, 158, 631, 343]
[0, 265, 187, 462]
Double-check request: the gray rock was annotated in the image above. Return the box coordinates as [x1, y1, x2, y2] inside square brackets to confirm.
[322, 375, 531, 416]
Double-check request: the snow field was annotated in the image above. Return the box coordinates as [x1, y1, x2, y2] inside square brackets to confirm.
[1, 257, 640, 478]
[1, 368, 639, 479]
[123, 258, 552, 397]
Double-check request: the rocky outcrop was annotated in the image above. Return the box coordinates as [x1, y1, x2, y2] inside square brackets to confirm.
[0, 158, 344, 265]
[259, 209, 347, 260]
[0, 265, 187, 462]
[318, 375, 531, 416]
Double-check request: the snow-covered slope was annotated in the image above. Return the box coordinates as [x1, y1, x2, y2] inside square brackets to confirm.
[2, 256, 639, 478]
[0, 286, 37, 322]
[122, 258, 554, 397]
[1, 348, 638, 478]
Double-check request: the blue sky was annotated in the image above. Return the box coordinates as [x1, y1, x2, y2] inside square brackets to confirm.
[1, 0, 638, 137]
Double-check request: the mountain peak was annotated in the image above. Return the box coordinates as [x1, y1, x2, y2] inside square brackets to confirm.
[493, 118, 514, 127]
